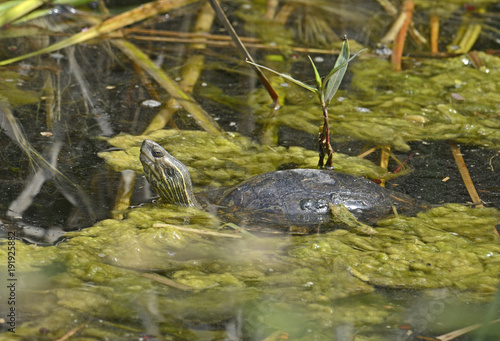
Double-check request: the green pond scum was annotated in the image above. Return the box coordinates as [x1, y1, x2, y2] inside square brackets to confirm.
[248, 52, 500, 151]
[99, 129, 400, 184]
[0, 71, 40, 107]
[1, 1, 500, 339]
[1, 131, 500, 339]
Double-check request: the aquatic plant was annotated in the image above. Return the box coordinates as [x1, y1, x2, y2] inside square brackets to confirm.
[248, 37, 364, 168]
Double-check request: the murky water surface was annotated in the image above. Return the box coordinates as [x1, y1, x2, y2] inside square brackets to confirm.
[1, 0, 500, 339]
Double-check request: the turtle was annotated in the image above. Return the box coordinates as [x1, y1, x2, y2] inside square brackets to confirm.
[140, 139, 427, 233]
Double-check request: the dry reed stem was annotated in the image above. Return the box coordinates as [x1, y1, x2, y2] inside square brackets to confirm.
[128, 34, 345, 55]
[357, 147, 378, 159]
[430, 13, 440, 53]
[381, 0, 424, 46]
[141, 273, 194, 291]
[449, 141, 496, 259]
[265, 0, 280, 19]
[448, 8, 485, 54]
[112, 39, 221, 134]
[145, 1, 216, 133]
[381, 10, 407, 44]
[125, 28, 260, 42]
[209, 0, 280, 110]
[274, 3, 296, 25]
[55, 324, 85, 341]
[0, 0, 198, 66]
[436, 319, 500, 341]
[123, 28, 347, 55]
[154, 223, 243, 238]
[391, 0, 414, 72]
[379, 146, 390, 187]
[449, 142, 483, 208]
[376, 0, 398, 17]
[408, 22, 427, 45]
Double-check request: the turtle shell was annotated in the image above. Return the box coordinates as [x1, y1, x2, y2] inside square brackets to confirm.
[198, 169, 425, 233]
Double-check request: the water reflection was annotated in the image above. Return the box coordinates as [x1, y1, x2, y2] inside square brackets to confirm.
[0, 0, 500, 339]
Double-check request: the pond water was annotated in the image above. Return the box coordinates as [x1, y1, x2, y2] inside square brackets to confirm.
[1, 0, 500, 340]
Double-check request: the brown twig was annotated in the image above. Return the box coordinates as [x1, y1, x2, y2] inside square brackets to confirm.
[265, 0, 280, 19]
[124, 28, 259, 41]
[153, 223, 243, 238]
[436, 319, 500, 341]
[55, 324, 85, 341]
[449, 143, 499, 239]
[430, 13, 439, 53]
[379, 146, 390, 187]
[391, 0, 414, 71]
[112, 39, 222, 133]
[357, 146, 378, 159]
[127, 33, 343, 54]
[449, 142, 483, 207]
[144, 1, 216, 133]
[141, 273, 194, 291]
[393, 152, 414, 174]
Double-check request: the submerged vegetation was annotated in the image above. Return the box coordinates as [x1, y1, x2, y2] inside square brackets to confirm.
[1, 200, 499, 338]
[1, 0, 500, 339]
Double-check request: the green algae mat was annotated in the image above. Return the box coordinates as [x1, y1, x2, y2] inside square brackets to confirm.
[1, 130, 500, 340]
[249, 52, 500, 151]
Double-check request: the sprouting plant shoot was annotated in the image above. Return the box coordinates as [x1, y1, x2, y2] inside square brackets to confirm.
[247, 36, 365, 169]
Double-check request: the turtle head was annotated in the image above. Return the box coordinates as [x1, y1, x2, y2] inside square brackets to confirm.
[140, 139, 201, 208]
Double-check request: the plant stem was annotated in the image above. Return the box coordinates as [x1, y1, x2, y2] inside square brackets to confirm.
[318, 103, 334, 169]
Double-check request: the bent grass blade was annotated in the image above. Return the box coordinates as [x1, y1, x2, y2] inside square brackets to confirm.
[246, 59, 319, 95]
[0, 0, 197, 66]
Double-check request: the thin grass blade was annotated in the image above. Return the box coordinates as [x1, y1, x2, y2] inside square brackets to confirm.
[0, 0, 45, 27]
[0, 0, 197, 66]
[246, 60, 319, 94]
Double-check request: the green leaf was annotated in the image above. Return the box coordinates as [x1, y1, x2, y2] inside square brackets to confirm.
[323, 41, 366, 105]
[308, 56, 323, 91]
[323, 49, 365, 84]
[324, 39, 349, 105]
[246, 59, 319, 95]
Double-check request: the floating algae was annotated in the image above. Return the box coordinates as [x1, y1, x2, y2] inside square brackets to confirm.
[291, 204, 500, 292]
[2, 132, 500, 338]
[0, 201, 373, 339]
[337, 53, 500, 150]
[0, 71, 40, 107]
[1, 198, 500, 339]
[98, 129, 398, 187]
[248, 53, 500, 151]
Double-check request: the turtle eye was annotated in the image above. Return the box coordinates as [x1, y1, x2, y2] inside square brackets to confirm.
[152, 149, 164, 158]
